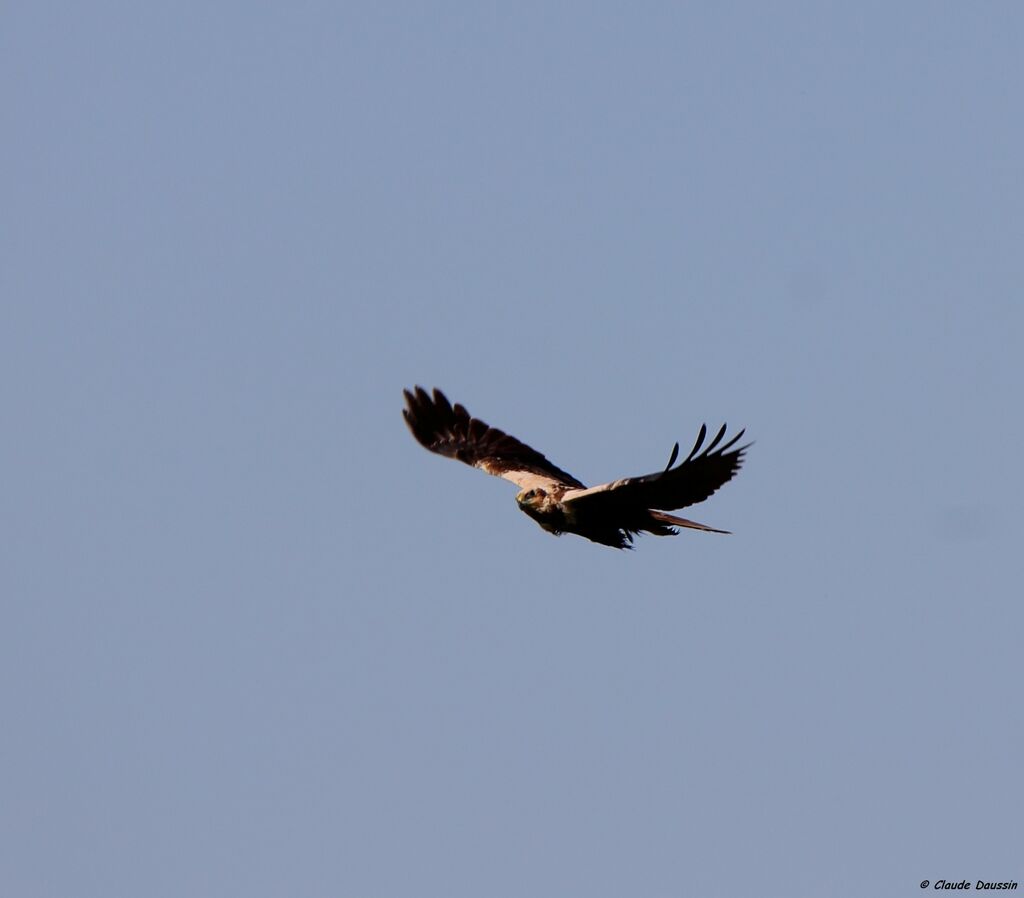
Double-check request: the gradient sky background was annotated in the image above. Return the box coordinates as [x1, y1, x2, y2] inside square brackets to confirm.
[3, 3, 1022, 897]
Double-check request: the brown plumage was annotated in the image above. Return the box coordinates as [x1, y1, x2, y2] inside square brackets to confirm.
[403, 386, 750, 549]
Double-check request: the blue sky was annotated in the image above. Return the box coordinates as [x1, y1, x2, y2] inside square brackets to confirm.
[2, 3, 1022, 896]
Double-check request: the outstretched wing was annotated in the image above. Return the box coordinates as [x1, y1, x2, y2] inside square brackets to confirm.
[562, 422, 749, 513]
[403, 386, 585, 491]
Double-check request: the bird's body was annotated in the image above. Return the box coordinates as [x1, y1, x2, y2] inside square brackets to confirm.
[402, 386, 750, 549]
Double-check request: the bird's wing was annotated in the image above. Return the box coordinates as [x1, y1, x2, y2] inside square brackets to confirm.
[403, 386, 585, 491]
[561, 423, 749, 513]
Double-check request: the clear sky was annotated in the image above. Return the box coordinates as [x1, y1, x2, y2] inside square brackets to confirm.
[3, 3, 1022, 896]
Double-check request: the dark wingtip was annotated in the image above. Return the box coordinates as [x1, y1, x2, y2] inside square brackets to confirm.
[705, 422, 728, 454]
[431, 387, 451, 411]
[663, 441, 680, 473]
[717, 428, 747, 454]
[685, 424, 708, 462]
[403, 385, 453, 416]
[403, 386, 451, 445]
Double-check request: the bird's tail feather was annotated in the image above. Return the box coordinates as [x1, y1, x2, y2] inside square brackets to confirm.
[649, 510, 731, 535]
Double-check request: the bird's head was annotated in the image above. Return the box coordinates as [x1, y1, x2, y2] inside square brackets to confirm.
[516, 487, 547, 508]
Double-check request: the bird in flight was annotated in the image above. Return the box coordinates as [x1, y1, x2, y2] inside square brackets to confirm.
[403, 386, 750, 549]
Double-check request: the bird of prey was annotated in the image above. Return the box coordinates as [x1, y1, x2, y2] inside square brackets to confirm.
[402, 386, 750, 549]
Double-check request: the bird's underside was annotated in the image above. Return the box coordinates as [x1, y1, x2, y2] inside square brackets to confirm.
[402, 386, 750, 549]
